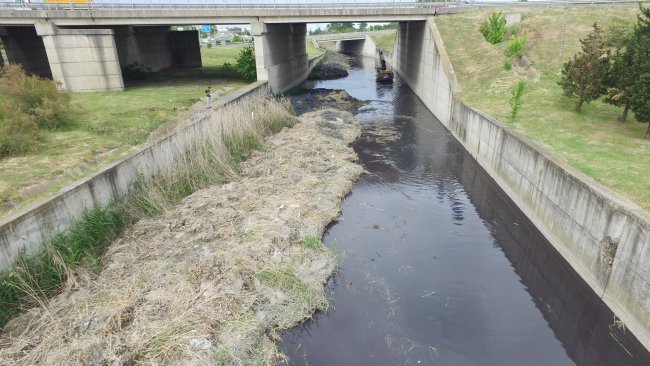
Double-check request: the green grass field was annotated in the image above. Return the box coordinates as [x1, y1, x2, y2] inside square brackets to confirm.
[307, 40, 325, 59]
[371, 32, 396, 51]
[436, 6, 650, 210]
[200, 45, 246, 74]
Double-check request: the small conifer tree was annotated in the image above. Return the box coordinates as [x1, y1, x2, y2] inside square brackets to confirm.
[559, 23, 609, 112]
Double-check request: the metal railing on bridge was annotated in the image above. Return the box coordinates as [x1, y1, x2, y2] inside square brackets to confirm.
[0, 0, 443, 10]
[0, 0, 644, 11]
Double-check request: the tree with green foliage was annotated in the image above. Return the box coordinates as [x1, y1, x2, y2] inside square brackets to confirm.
[236, 45, 257, 82]
[506, 36, 527, 58]
[326, 22, 356, 34]
[630, 73, 650, 139]
[480, 12, 507, 44]
[626, 6, 650, 138]
[358, 22, 368, 32]
[509, 80, 526, 120]
[606, 48, 636, 122]
[603, 17, 638, 122]
[559, 23, 609, 112]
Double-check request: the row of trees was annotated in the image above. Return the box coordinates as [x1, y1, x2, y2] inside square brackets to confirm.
[559, 6, 650, 138]
[309, 22, 397, 36]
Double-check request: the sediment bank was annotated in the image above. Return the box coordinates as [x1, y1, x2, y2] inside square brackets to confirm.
[0, 107, 362, 365]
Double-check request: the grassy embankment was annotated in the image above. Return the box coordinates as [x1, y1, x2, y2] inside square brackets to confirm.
[0, 95, 299, 329]
[307, 39, 325, 58]
[0, 46, 247, 217]
[372, 7, 650, 210]
[371, 32, 397, 51]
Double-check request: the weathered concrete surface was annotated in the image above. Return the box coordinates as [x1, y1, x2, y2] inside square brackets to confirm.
[0, 26, 51, 77]
[35, 23, 123, 92]
[0, 8, 438, 27]
[114, 26, 172, 72]
[393, 16, 650, 349]
[114, 26, 201, 72]
[0, 82, 268, 271]
[253, 22, 308, 93]
[169, 30, 201, 68]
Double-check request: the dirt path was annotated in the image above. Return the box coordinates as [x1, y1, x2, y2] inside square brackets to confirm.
[0, 108, 362, 365]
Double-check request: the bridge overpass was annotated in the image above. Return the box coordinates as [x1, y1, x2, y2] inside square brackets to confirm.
[0, 1, 451, 92]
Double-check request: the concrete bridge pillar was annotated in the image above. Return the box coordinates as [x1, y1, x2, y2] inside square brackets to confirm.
[0, 25, 51, 77]
[113, 26, 201, 73]
[35, 22, 124, 92]
[252, 21, 308, 93]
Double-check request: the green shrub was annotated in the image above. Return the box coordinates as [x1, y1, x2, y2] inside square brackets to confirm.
[506, 36, 528, 58]
[236, 45, 257, 82]
[0, 64, 70, 130]
[207, 43, 213, 49]
[509, 80, 526, 120]
[503, 59, 513, 71]
[223, 62, 232, 72]
[0, 102, 42, 156]
[480, 12, 507, 44]
[0, 65, 71, 156]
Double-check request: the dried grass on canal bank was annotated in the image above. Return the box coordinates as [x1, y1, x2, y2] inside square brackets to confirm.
[0, 104, 363, 365]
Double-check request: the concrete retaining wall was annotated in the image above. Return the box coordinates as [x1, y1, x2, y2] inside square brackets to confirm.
[393, 17, 650, 348]
[0, 82, 268, 271]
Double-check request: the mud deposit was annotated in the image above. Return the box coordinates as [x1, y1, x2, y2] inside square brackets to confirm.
[290, 89, 367, 116]
[0, 109, 362, 365]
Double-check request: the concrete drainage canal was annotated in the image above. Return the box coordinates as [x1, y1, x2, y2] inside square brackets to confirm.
[281, 54, 650, 365]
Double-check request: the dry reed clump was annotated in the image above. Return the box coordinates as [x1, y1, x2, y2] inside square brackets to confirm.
[121, 94, 299, 221]
[0, 107, 363, 365]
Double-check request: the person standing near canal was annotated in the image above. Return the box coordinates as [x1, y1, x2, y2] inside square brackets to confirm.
[205, 86, 212, 109]
[379, 50, 386, 70]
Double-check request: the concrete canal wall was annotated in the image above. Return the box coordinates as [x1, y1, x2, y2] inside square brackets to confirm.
[0, 51, 326, 272]
[393, 17, 650, 349]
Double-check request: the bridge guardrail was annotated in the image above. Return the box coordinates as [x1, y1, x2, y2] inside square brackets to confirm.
[0, 0, 645, 11]
[0, 0, 442, 11]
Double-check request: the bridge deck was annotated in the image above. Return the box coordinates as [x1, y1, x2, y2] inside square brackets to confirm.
[0, 3, 444, 26]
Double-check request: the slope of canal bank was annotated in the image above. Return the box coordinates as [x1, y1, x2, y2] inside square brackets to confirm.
[0, 105, 362, 365]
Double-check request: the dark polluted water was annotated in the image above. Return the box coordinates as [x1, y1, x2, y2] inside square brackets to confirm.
[280, 55, 650, 366]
